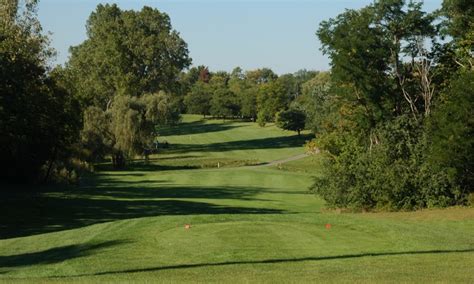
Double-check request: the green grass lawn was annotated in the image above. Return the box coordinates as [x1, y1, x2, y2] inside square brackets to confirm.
[1, 115, 473, 283]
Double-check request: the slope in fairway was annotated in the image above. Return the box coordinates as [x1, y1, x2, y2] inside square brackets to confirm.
[0, 115, 473, 282]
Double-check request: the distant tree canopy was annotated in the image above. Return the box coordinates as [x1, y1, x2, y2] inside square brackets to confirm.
[295, 72, 331, 134]
[183, 81, 212, 117]
[182, 67, 318, 126]
[276, 109, 306, 135]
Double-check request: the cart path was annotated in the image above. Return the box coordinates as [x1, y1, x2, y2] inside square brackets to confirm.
[250, 153, 309, 168]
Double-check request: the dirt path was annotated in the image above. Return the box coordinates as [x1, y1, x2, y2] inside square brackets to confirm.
[249, 153, 309, 168]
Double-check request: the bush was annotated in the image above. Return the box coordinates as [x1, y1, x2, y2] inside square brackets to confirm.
[311, 113, 471, 211]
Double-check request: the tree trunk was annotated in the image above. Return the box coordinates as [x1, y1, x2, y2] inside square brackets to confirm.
[43, 146, 58, 184]
[297, 129, 301, 136]
[112, 151, 126, 169]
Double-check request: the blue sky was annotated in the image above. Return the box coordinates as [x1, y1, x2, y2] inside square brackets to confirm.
[38, 0, 442, 74]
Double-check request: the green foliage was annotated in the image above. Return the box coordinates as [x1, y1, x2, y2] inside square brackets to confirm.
[0, 0, 80, 183]
[64, 4, 188, 168]
[311, 0, 472, 210]
[256, 80, 289, 126]
[229, 68, 257, 120]
[183, 81, 212, 116]
[424, 71, 474, 204]
[210, 89, 240, 119]
[245, 68, 277, 84]
[442, 0, 474, 40]
[181, 67, 317, 122]
[276, 109, 306, 135]
[81, 92, 179, 168]
[441, 0, 474, 70]
[295, 71, 331, 133]
[67, 4, 191, 109]
[2, 115, 473, 282]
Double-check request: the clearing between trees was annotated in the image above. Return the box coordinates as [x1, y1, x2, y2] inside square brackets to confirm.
[0, 115, 473, 282]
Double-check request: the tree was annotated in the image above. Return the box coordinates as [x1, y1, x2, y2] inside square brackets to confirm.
[0, 0, 80, 183]
[424, 70, 474, 205]
[239, 87, 258, 121]
[296, 72, 331, 133]
[183, 82, 212, 116]
[81, 92, 179, 168]
[67, 4, 190, 168]
[309, 0, 467, 210]
[276, 109, 306, 135]
[67, 4, 191, 109]
[210, 89, 239, 119]
[256, 80, 288, 126]
[174, 65, 209, 112]
[198, 66, 211, 83]
[229, 67, 256, 120]
[246, 68, 277, 84]
[441, 0, 474, 70]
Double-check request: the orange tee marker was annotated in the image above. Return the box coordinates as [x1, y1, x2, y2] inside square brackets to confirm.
[325, 223, 332, 230]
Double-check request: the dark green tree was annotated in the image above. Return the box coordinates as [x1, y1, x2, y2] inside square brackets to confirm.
[183, 81, 212, 116]
[276, 109, 306, 135]
[210, 89, 240, 119]
[0, 0, 80, 183]
[309, 0, 460, 210]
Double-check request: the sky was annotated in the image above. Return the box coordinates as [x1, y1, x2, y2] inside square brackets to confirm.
[38, 0, 443, 74]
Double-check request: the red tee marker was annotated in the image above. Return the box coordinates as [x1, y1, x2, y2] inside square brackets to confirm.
[325, 223, 332, 230]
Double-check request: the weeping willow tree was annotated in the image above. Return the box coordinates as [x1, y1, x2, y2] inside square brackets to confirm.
[81, 92, 179, 169]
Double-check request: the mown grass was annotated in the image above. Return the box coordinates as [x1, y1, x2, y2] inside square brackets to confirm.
[154, 115, 313, 167]
[0, 115, 473, 283]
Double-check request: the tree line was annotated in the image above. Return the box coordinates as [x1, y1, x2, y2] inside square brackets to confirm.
[179, 66, 316, 134]
[1, 0, 472, 211]
[1, 2, 189, 182]
[308, 0, 473, 210]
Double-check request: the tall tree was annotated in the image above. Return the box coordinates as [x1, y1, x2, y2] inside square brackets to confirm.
[67, 4, 191, 109]
[256, 80, 288, 126]
[310, 0, 466, 210]
[441, 0, 474, 70]
[67, 4, 190, 168]
[0, 0, 80, 183]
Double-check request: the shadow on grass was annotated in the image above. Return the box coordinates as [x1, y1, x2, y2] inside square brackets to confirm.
[165, 134, 313, 154]
[0, 176, 283, 240]
[157, 120, 242, 137]
[0, 240, 128, 268]
[95, 163, 199, 172]
[57, 248, 474, 277]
